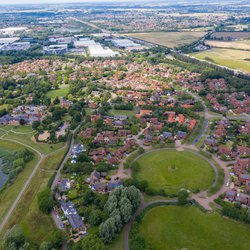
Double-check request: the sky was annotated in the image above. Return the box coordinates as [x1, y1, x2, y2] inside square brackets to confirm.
[0, 0, 138, 5]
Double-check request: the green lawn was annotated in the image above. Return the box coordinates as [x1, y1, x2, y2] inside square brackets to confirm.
[134, 150, 214, 195]
[0, 148, 67, 242]
[46, 85, 69, 99]
[110, 109, 135, 117]
[109, 227, 125, 250]
[4, 132, 64, 155]
[191, 48, 250, 73]
[138, 206, 250, 250]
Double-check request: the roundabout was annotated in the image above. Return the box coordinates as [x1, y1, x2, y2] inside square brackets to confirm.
[133, 149, 215, 195]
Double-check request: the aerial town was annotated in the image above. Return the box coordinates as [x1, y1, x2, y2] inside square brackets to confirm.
[0, 0, 249, 250]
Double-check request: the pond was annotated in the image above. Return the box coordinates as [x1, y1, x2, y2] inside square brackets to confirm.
[0, 158, 8, 190]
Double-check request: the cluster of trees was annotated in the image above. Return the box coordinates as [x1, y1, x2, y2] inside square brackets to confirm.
[114, 103, 134, 110]
[3, 224, 65, 250]
[99, 186, 141, 243]
[62, 152, 92, 174]
[4, 149, 34, 184]
[78, 190, 108, 227]
[215, 196, 250, 224]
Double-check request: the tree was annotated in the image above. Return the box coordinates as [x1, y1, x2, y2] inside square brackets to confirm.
[19, 118, 26, 125]
[81, 234, 106, 250]
[32, 120, 41, 130]
[127, 186, 141, 211]
[119, 197, 132, 223]
[99, 217, 117, 243]
[49, 230, 65, 249]
[178, 189, 189, 205]
[37, 188, 54, 214]
[4, 225, 25, 249]
[89, 209, 102, 226]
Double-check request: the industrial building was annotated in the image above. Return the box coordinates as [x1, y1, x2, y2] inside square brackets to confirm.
[88, 44, 117, 57]
[43, 44, 68, 55]
[111, 38, 141, 48]
[0, 42, 31, 51]
[74, 38, 97, 48]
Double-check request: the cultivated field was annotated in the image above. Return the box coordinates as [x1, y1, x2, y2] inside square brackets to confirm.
[134, 150, 214, 195]
[210, 31, 250, 40]
[205, 40, 250, 50]
[138, 206, 250, 250]
[124, 32, 207, 48]
[191, 48, 250, 73]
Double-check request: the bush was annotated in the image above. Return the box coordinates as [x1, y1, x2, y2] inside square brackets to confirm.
[37, 188, 54, 214]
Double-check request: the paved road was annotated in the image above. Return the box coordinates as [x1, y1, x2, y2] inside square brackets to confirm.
[51, 121, 83, 191]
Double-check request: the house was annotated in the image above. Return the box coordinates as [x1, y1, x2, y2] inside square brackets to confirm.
[107, 180, 123, 192]
[235, 193, 250, 206]
[188, 119, 197, 130]
[177, 131, 187, 139]
[59, 178, 71, 192]
[61, 201, 85, 232]
[178, 114, 185, 124]
[218, 146, 231, 156]
[204, 137, 218, 147]
[239, 174, 250, 185]
[237, 146, 250, 157]
[233, 158, 250, 176]
[72, 144, 84, 156]
[225, 190, 236, 202]
[92, 182, 106, 192]
[161, 131, 172, 140]
[60, 98, 72, 109]
[88, 170, 101, 184]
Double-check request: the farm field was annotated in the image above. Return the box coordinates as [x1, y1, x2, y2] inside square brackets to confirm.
[191, 48, 250, 73]
[138, 206, 250, 250]
[0, 141, 39, 225]
[134, 150, 214, 195]
[124, 31, 207, 48]
[205, 39, 250, 50]
[210, 31, 250, 40]
[0, 148, 67, 242]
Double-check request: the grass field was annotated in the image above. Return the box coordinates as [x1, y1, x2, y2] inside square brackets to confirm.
[205, 39, 250, 50]
[0, 141, 39, 225]
[0, 147, 67, 242]
[110, 109, 135, 117]
[124, 31, 207, 48]
[134, 150, 214, 195]
[138, 206, 250, 250]
[191, 48, 250, 73]
[46, 85, 69, 99]
[109, 228, 125, 250]
[3, 132, 64, 155]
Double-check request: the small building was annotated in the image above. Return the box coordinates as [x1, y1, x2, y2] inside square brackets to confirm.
[177, 131, 187, 139]
[59, 178, 71, 192]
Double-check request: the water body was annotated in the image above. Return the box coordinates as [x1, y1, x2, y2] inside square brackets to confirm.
[0, 158, 8, 190]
